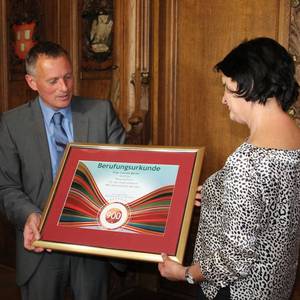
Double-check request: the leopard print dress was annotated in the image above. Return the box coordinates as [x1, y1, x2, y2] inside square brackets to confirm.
[193, 142, 300, 300]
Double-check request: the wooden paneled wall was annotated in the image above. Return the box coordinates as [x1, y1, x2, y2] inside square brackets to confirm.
[0, 1, 113, 112]
[152, 0, 290, 181]
[0, 0, 299, 298]
[0, 1, 293, 178]
[151, 0, 294, 297]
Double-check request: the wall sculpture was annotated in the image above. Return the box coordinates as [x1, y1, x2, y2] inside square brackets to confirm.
[8, 0, 41, 80]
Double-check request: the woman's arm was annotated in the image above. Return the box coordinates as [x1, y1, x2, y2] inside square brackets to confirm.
[158, 253, 205, 283]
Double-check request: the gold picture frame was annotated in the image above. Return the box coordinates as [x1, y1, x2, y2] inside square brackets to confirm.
[34, 143, 205, 263]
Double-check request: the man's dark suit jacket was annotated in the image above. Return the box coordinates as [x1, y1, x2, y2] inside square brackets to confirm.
[0, 96, 126, 286]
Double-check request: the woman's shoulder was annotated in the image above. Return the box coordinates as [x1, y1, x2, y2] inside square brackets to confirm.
[229, 142, 300, 175]
[249, 114, 300, 150]
[234, 142, 300, 159]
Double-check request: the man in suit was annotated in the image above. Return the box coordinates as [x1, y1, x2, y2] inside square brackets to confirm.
[0, 41, 125, 300]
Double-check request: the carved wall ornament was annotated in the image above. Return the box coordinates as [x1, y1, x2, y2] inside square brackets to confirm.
[292, 0, 300, 8]
[81, 0, 114, 73]
[289, 1, 300, 126]
[8, 0, 41, 79]
[12, 22, 37, 60]
[125, 0, 151, 145]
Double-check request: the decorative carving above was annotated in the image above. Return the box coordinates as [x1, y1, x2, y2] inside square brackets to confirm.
[125, 0, 151, 145]
[8, 0, 41, 79]
[292, 0, 300, 9]
[80, 0, 114, 76]
[289, 1, 300, 126]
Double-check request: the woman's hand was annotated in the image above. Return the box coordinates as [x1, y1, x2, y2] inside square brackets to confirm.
[195, 185, 202, 207]
[158, 253, 186, 281]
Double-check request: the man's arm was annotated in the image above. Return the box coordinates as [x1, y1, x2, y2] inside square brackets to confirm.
[0, 115, 42, 241]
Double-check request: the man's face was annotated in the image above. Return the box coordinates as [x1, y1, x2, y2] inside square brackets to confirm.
[25, 54, 74, 110]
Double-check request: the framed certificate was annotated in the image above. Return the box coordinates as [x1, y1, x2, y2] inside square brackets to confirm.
[34, 143, 205, 263]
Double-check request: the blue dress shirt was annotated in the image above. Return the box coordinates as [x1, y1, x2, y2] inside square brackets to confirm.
[39, 98, 74, 179]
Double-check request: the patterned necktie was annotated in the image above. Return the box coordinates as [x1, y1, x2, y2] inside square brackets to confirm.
[52, 112, 68, 162]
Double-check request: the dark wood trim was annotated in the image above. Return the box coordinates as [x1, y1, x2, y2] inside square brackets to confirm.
[156, 0, 178, 146]
[278, 0, 291, 47]
[70, 0, 79, 95]
[150, 0, 160, 144]
[0, 0, 8, 112]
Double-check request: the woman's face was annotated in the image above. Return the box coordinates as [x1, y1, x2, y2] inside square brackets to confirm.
[221, 75, 251, 124]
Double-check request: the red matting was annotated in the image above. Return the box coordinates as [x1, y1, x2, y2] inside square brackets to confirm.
[41, 146, 196, 256]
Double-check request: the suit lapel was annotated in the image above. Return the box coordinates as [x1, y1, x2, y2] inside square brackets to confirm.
[30, 98, 53, 182]
[28, 97, 89, 183]
[71, 98, 89, 142]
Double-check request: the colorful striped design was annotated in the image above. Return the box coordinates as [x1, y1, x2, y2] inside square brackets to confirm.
[59, 161, 174, 235]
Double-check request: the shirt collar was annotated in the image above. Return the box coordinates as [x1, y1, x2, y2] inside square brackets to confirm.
[38, 97, 72, 126]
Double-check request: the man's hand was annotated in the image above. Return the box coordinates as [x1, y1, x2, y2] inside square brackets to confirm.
[23, 212, 44, 253]
[158, 253, 185, 281]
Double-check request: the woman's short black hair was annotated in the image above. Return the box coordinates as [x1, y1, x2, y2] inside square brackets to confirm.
[214, 37, 299, 111]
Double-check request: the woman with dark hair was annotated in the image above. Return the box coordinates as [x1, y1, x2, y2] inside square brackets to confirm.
[158, 37, 300, 300]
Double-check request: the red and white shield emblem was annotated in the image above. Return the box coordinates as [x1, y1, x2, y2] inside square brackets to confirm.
[12, 22, 37, 60]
